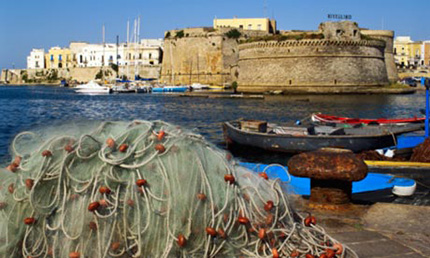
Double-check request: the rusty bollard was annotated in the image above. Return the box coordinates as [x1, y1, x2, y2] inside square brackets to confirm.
[288, 148, 368, 205]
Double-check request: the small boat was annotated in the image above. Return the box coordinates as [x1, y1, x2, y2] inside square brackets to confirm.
[152, 86, 189, 93]
[190, 83, 210, 90]
[223, 119, 423, 153]
[239, 162, 416, 196]
[75, 81, 111, 94]
[312, 113, 425, 125]
[112, 85, 135, 94]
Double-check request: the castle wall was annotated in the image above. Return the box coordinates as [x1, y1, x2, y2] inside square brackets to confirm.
[238, 40, 389, 93]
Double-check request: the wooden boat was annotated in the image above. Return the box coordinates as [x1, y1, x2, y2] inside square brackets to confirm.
[312, 113, 425, 125]
[223, 120, 424, 153]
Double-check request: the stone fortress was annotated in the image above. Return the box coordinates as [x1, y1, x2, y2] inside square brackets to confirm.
[161, 20, 398, 93]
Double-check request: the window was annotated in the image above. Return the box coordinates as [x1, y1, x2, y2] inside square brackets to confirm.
[257, 24, 262, 30]
[149, 53, 152, 59]
[59, 54, 62, 61]
[248, 24, 252, 30]
[50, 55, 54, 61]
[35, 61, 39, 68]
[139, 53, 142, 59]
[239, 25, 243, 29]
[80, 55, 83, 63]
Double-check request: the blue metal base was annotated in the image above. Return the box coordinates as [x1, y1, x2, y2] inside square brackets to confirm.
[396, 131, 426, 149]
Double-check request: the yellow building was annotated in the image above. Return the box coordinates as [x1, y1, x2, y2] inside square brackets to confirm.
[213, 17, 276, 33]
[45, 47, 73, 69]
[394, 36, 422, 68]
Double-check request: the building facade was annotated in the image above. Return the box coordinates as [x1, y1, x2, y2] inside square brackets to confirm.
[421, 41, 430, 67]
[394, 36, 423, 68]
[45, 47, 73, 69]
[213, 17, 276, 33]
[27, 49, 45, 69]
[124, 39, 163, 67]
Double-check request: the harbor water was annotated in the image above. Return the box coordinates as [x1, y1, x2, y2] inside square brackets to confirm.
[0, 85, 428, 204]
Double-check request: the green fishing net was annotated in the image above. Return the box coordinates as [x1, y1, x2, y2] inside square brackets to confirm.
[0, 120, 354, 257]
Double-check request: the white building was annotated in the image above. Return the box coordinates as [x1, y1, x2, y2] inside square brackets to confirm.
[27, 49, 45, 69]
[124, 39, 163, 66]
[74, 43, 127, 68]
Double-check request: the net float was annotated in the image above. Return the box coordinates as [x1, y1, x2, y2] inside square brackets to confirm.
[226, 153, 232, 161]
[88, 201, 100, 212]
[224, 174, 235, 184]
[136, 179, 147, 187]
[14, 156, 22, 165]
[217, 228, 227, 239]
[197, 193, 206, 200]
[319, 254, 328, 258]
[25, 179, 34, 190]
[0, 202, 7, 210]
[111, 242, 120, 251]
[259, 172, 269, 180]
[206, 227, 217, 237]
[157, 130, 165, 141]
[118, 144, 128, 152]
[291, 250, 300, 257]
[272, 248, 279, 258]
[99, 186, 111, 194]
[24, 217, 36, 225]
[69, 194, 80, 201]
[304, 215, 316, 227]
[6, 164, 17, 172]
[47, 247, 53, 256]
[69, 252, 80, 258]
[258, 228, 266, 239]
[42, 150, 52, 157]
[106, 138, 115, 148]
[306, 254, 315, 258]
[64, 145, 74, 153]
[238, 216, 249, 224]
[325, 248, 335, 258]
[264, 200, 274, 211]
[155, 144, 166, 153]
[177, 234, 186, 247]
[265, 214, 274, 225]
[89, 221, 97, 231]
[333, 243, 343, 254]
[127, 199, 134, 207]
[8, 183, 14, 194]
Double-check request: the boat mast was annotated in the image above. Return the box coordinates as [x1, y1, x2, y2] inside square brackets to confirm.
[102, 24, 105, 83]
[126, 20, 129, 80]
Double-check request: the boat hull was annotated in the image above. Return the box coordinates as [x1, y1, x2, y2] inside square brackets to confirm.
[152, 87, 188, 93]
[223, 121, 422, 153]
[312, 113, 425, 125]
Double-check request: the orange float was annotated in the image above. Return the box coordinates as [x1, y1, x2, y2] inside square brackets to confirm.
[118, 144, 128, 152]
[88, 201, 100, 212]
[264, 200, 274, 211]
[224, 174, 235, 184]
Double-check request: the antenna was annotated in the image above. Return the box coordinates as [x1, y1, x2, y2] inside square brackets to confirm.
[127, 20, 130, 45]
[263, 0, 268, 18]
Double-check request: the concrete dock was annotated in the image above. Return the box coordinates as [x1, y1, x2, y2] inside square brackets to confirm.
[293, 197, 430, 257]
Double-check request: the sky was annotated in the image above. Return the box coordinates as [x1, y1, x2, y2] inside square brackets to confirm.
[1, 0, 429, 69]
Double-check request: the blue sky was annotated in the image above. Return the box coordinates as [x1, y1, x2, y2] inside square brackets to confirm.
[1, 0, 429, 69]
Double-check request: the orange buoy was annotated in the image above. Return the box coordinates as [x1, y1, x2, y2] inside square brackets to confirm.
[224, 174, 235, 184]
[264, 200, 274, 211]
[177, 234, 186, 247]
[333, 243, 343, 255]
[157, 131, 165, 141]
[325, 248, 335, 258]
[206, 227, 217, 237]
[25, 179, 34, 190]
[272, 248, 279, 258]
[291, 250, 300, 257]
[42, 150, 52, 157]
[6, 163, 18, 172]
[24, 217, 36, 225]
[111, 242, 120, 251]
[226, 153, 232, 161]
[99, 199, 108, 207]
[319, 254, 328, 258]
[305, 254, 315, 258]
[89, 221, 97, 231]
[155, 144, 166, 153]
[99, 186, 111, 194]
[136, 179, 147, 187]
[88, 201, 100, 212]
[118, 144, 128, 152]
[64, 145, 74, 153]
[238, 216, 249, 225]
[218, 228, 227, 239]
[265, 214, 274, 225]
[14, 156, 22, 165]
[304, 215, 316, 227]
[197, 193, 206, 200]
[258, 228, 266, 239]
[69, 252, 80, 258]
[259, 172, 269, 180]
[106, 138, 115, 148]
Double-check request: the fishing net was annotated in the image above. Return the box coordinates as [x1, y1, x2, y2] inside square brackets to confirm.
[0, 120, 354, 257]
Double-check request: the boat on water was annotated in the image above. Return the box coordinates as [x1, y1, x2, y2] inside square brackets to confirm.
[75, 81, 112, 94]
[239, 162, 416, 196]
[223, 119, 424, 153]
[312, 113, 425, 125]
[152, 86, 189, 93]
[190, 83, 210, 90]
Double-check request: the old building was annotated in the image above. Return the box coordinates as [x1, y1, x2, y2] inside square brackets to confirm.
[213, 17, 276, 33]
[394, 36, 422, 68]
[27, 49, 45, 69]
[45, 47, 73, 69]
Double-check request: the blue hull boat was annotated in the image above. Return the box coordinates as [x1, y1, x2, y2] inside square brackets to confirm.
[152, 86, 188, 93]
[239, 162, 416, 196]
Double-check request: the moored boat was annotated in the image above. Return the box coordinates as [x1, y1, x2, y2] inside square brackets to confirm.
[223, 119, 423, 153]
[152, 86, 189, 93]
[75, 81, 112, 94]
[312, 113, 425, 125]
